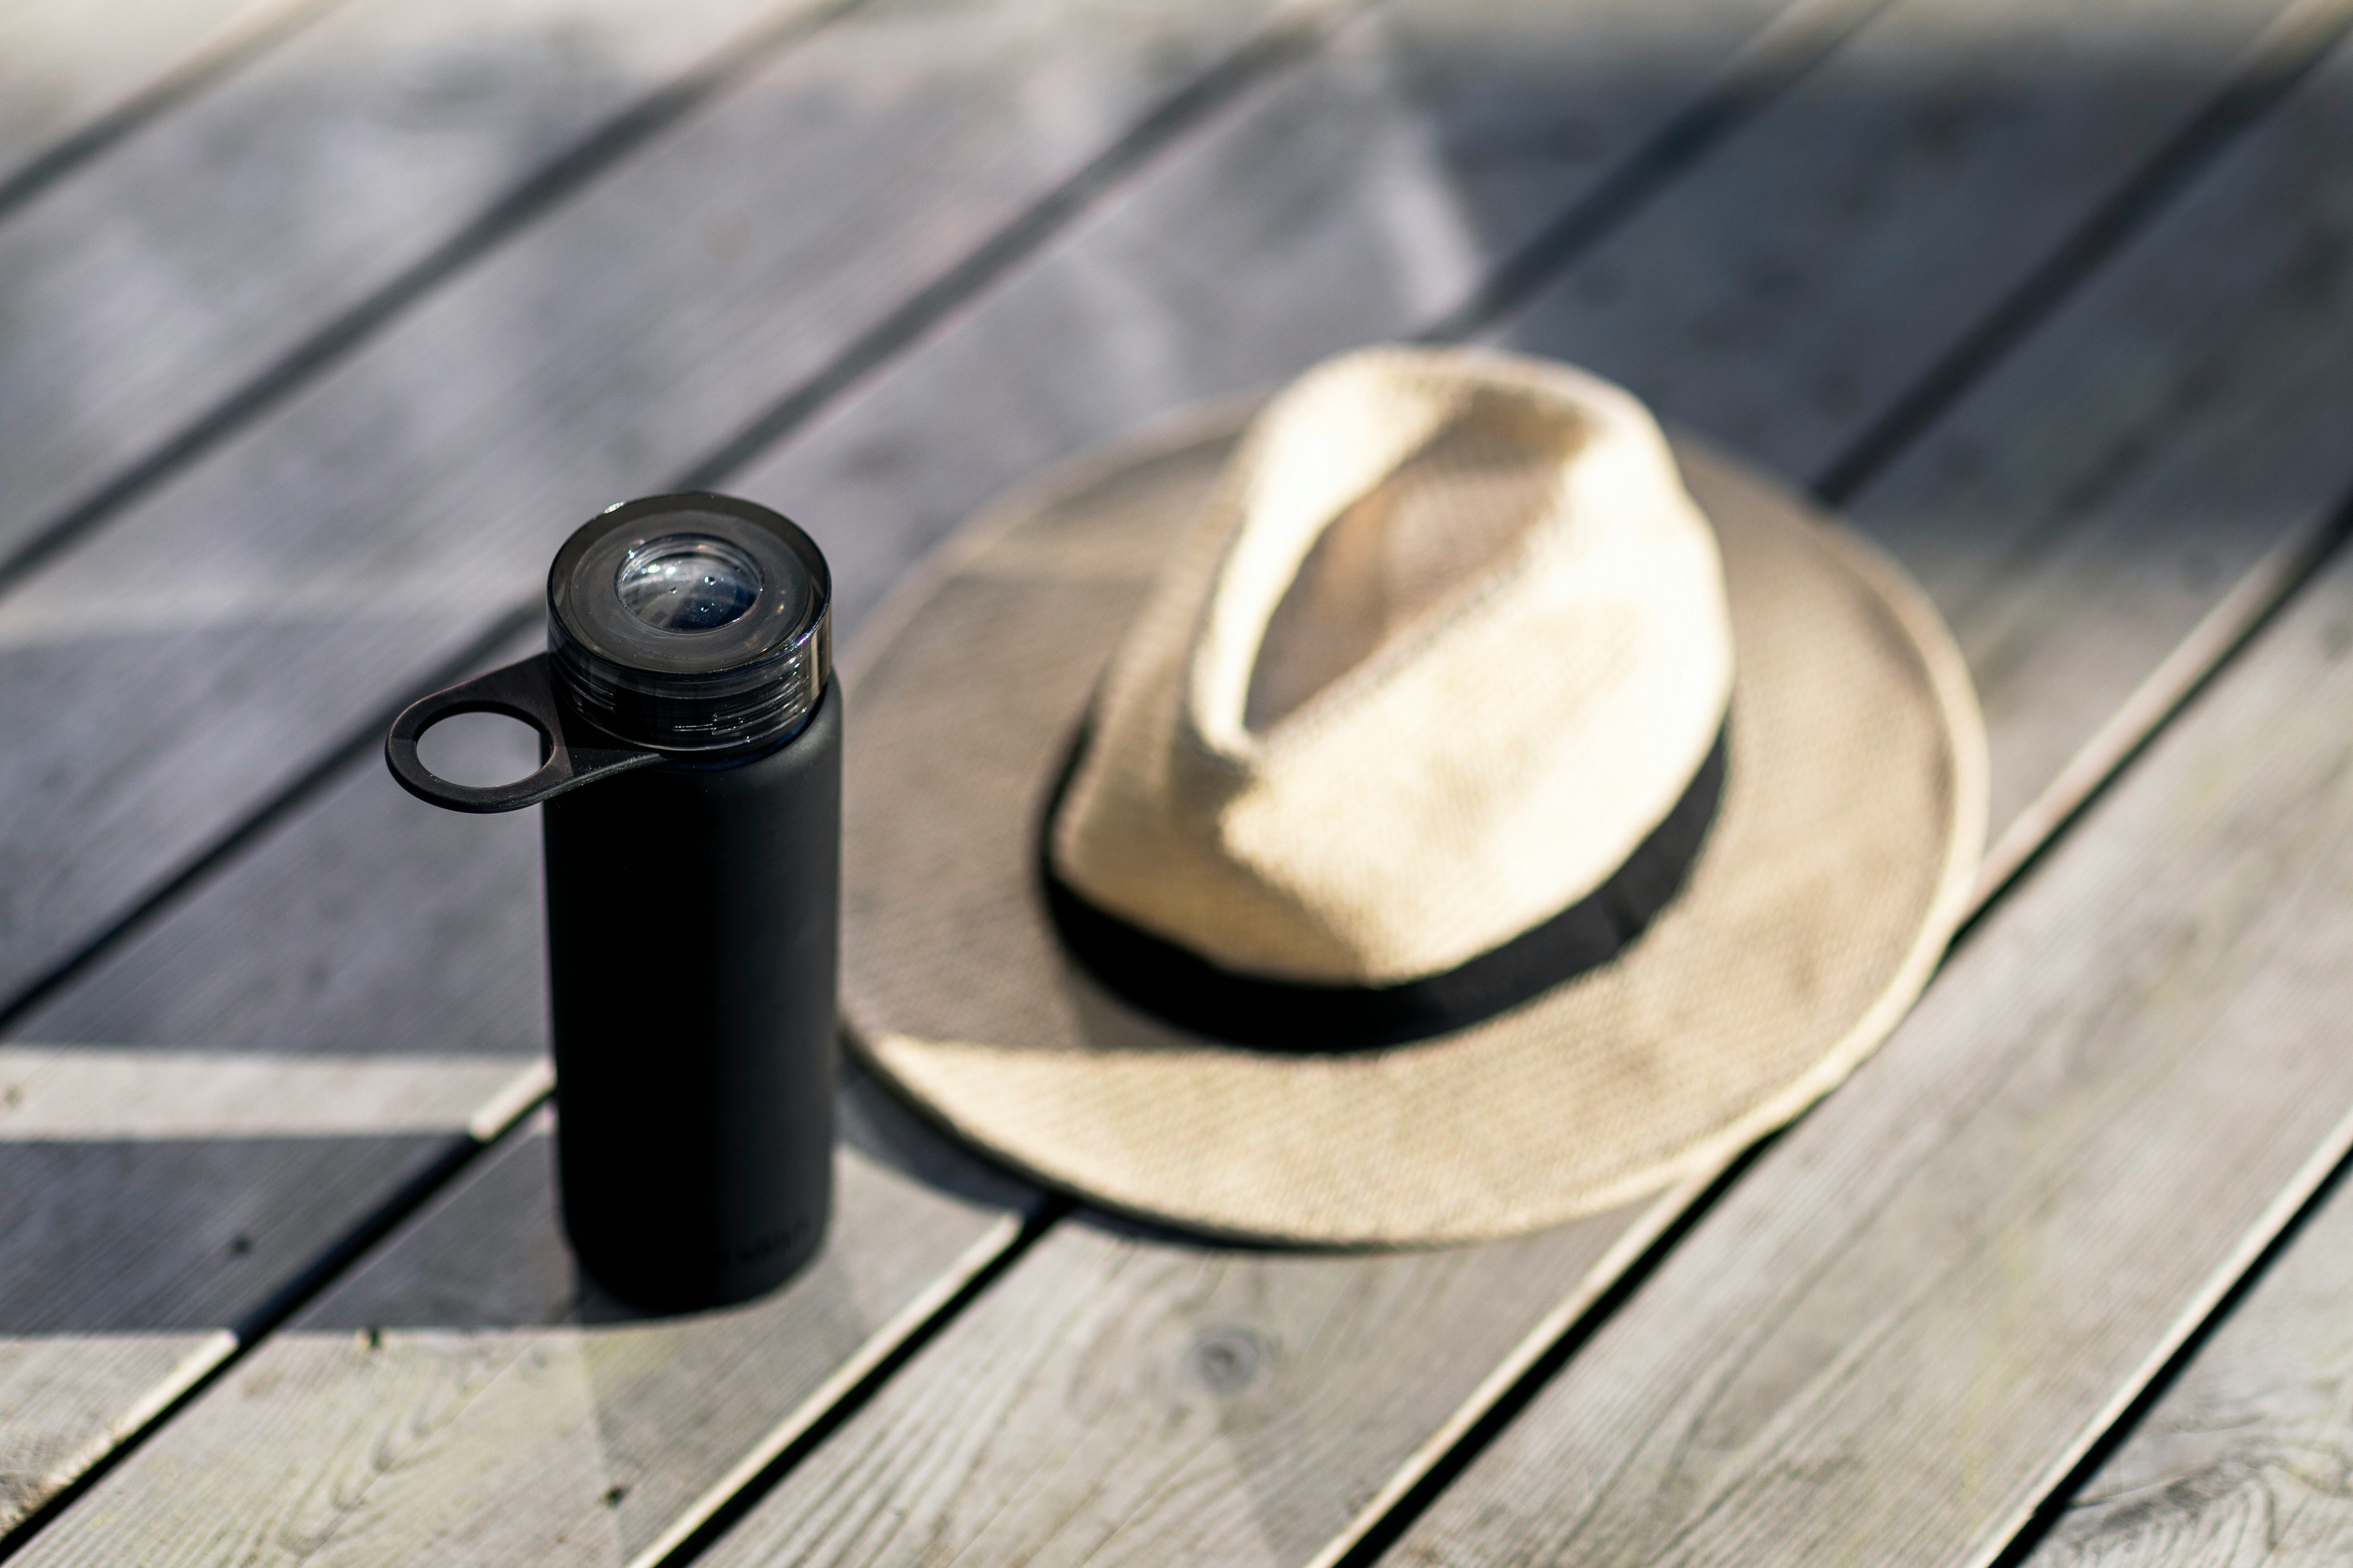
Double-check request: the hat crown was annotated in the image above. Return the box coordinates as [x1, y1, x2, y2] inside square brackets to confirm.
[1050, 346, 1735, 987]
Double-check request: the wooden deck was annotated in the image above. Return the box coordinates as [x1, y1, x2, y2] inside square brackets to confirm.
[4, 0, 2353, 1560]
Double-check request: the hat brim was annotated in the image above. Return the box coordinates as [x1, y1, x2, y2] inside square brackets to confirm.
[840, 398, 1986, 1246]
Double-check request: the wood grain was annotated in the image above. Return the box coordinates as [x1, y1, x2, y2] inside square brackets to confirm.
[1369, 34, 2353, 1566]
[682, 0, 2353, 1564]
[7, 1112, 1016, 1568]
[0, 1046, 536, 1140]
[12, 0, 2338, 1563]
[1997, 90, 2353, 1519]
[0, 0, 1289, 1027]
[0, 0, 1816, 1550]
[0, 0, 328, 204]
[2023, 1165, 2353, 1567]
[1376, 551, 2353, 1568]
[0, 633, 555, 1532]
[0, 1331, 234, 1529]
[0, 0, 1292, 1536]
[0, 0, 859, 571]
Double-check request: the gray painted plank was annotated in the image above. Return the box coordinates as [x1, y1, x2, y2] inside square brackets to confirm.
[13, 0, 2331, 1561]
[0, 0, 852, 571]
[0, 0, 327, 202]
[0, 0, 1294, 1029]
[11, 629, 551, 1065]
[2023, 1165, 2353, 1566]
[0, 0, 1843, 1552]
[6, 1107, 1018, 1568]
[1370, 27, 2353, 1567]
[0, 0, 1297, 1536]
[0, 1047, 534, 1139]
[0, 632, 553, 1533]
[682, 0, 2353, 1564]
[1999, 86, 2353, 1520]
[0, 1332, 235, 1530]
[1377, 548, 2353, 1568]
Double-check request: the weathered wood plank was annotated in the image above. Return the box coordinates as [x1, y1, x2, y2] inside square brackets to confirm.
[5, 1108, 1017, 1568]
[674, 1, 2353, 1566]
[0, 0, 1296, 1026]
[18, 0, 2333, 1562]
[0, 0, 1848, 1553]
[0, 656, 1018, 1559]
[0, 0, 1299, 1537]
[1818, 0, 2353, 842]
[1995, 138, 2353, 1531]
[0, 0, 868, 580]
[0, 0, 331, 209]
[0, 1334, 234, 1530]
[36, 0, 2315, 1553]
[2022, 1166, 2353, 1566]
[1492, 0, 2353, 827]
[1374, 553, 2353, 1568]
[0, 1047, 536, 1140]
[11, 626, 550, 1065]
[1365, 32, 2353, 1566]
[0, 627, 556, 1535]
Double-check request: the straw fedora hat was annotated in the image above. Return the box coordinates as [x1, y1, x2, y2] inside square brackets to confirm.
[842, 345, 1984, 1246]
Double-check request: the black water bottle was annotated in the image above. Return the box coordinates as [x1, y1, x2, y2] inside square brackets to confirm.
[386, 493, 838, 1310]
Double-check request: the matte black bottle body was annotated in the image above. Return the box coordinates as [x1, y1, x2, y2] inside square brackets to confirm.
[544, 679, 840, 1310]
[386, 493, 841, 1314]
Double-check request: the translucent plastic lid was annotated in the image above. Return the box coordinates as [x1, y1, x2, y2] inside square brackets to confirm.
[547, 493, 831, 753]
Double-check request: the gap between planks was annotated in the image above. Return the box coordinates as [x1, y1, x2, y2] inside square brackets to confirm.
[628, 1200, 1066, 1568]
[9, 0, 2334, 1553]
[0, 0, 875, 592]
[0, 0, 1892, 1544]
[677, 0, 2353, 1559]
[1314, 495, 2353, 1568]
[0, 0, 1368, 1548]
[1364, 502, 2353, 1567]
[1317, 8, 2353, 1557]
[1347, 13, 2353, 1554]
[0, 0, 347, 223]
[2014, 1051, 2353, 1565]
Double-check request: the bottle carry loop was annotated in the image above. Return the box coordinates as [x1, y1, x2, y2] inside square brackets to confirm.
[384, 653, 661, 814]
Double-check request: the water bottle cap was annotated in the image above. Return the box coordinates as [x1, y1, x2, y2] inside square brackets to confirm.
[548, 493, 831, 753]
